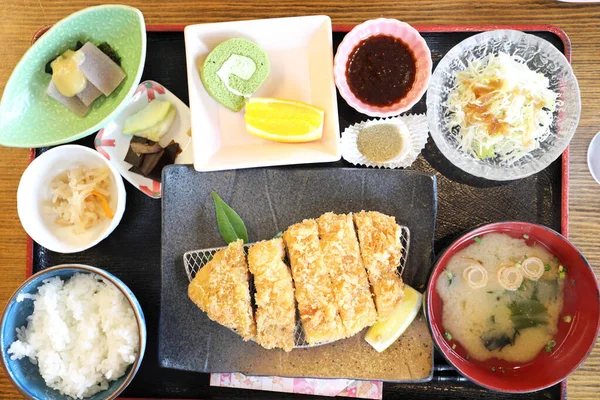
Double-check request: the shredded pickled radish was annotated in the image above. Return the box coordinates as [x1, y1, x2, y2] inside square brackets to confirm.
[447, 52, 558, 164]
[497, 265, 523, 291]
[462, 263, 488, 288]
[521, 257, 545, 281]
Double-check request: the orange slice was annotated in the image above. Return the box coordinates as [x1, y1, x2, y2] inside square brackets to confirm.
[244, 98, 324, 143]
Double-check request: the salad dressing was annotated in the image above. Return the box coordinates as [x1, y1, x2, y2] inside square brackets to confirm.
[447, 52, 558, 161]
[50, 49, 87, 97]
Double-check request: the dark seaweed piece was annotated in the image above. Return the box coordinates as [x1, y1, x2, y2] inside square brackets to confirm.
[44, 41, 85, 74]
[481, 331, 514, 351]
[165, 141, 181, 159]
[140, 150, 165, 177]
[508, 299, 547, 316]
[511, 314, 548, 330]
[508, 299, 548, 330]
[124, 148, 144, 167]
[129, 165, 145, 176]
[97, 42, 121, 66]
[124, 137, 158, 167]
[45, 61, 53, 75]
[147, 142, 180, 182]
[531, 281, 539, 301]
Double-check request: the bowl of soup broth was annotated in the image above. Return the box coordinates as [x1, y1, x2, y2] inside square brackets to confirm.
[426, 222, 600, 393]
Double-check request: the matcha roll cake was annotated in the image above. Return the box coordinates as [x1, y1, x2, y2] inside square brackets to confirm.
[200, 38, 270, 112]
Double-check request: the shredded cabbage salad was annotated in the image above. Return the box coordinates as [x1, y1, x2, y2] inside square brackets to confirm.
[446, 52, 559, 164]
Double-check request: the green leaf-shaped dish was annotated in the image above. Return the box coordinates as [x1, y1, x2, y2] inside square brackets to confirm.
[0, 5, 146, 148]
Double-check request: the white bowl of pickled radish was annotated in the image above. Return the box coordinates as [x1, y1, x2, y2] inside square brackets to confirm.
[17, 145, 126, 253]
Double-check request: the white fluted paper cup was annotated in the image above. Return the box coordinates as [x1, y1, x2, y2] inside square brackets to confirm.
[341, 114, 428, 168]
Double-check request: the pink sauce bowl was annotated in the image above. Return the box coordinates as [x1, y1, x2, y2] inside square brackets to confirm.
[334, 18, 432, 117]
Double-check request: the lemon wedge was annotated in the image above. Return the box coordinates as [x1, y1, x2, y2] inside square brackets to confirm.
[244, 98, 324, 143]
[364, 284, 423, 352]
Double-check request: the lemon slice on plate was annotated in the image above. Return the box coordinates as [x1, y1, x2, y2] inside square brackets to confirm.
[364, 284, 423, 352]
[244, 98, 324, 143]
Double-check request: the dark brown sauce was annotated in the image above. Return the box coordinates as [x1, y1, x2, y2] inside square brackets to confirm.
[345, 34, 417, 107]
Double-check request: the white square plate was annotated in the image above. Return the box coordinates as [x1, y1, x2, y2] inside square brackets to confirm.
[184, 15, 340, 171]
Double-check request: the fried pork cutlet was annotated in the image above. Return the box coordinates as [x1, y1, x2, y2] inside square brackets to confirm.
[283, 219, 346, 345]
[247, 239, 296, 352]
[353, 211, 405, 322]
[317, 212, 377, 336]
[188, 239, 256, 341]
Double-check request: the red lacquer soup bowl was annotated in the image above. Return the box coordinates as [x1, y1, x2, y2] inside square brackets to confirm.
[426, 222, 600, 393]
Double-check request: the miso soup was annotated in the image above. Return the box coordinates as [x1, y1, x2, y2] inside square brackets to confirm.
[436, 233, 565, 362]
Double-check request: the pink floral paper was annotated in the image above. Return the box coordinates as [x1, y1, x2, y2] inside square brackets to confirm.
[210, 373, 382, 399]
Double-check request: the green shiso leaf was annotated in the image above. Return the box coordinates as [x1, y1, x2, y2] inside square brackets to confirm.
[211, 190, 249, 244]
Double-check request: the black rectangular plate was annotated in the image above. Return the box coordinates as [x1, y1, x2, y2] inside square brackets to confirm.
[31, 29, 563, 399]
[159, 166, 436, 379]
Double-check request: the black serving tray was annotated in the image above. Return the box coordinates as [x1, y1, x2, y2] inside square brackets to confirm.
[30, 27, 566, 399]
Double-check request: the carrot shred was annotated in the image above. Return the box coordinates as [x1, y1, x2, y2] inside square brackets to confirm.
[90, 190, 114, 219]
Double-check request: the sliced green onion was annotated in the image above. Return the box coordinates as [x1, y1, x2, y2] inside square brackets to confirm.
[546, 340, 557, 353]
[554, 257, 558, 263]
[501, 368, 506, 374]
[515, 263, 521, 269]
[559, 272, 566, 280]
[523, 234, 529, 239]
[571, 279, 576, 285]
[491, 367, 496, 372]
[558, 265, 564, 272]
[544, 264, 551, 271]
[466, 354, 471, 360]
[446, 271, 454, 281]
[487, 291, 494, 294]
[452, 343, 457, 350]
[564, 315, 572, 323]
[473, 236, 482, 244]
[444, 332, 452, 341]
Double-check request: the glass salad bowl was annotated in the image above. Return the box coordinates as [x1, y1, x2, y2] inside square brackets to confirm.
[426, 30, 580, 181]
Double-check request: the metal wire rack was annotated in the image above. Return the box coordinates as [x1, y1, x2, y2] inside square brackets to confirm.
[183, 226, 411, 348]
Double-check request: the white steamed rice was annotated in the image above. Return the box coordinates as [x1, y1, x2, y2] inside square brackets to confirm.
[8, 273, 139, 399]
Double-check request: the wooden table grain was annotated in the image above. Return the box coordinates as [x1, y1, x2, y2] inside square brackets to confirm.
[1, 1, 599, 399]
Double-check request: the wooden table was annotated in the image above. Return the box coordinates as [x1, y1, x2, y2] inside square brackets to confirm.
[1, 0, 599, 398]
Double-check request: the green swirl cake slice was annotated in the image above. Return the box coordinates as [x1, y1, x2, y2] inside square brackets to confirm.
[200, 38, 270, 112]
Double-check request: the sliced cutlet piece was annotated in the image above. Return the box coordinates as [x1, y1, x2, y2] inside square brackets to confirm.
[317, 212, 377, 336]
[78, 42, 126, 96]
[353, 211, 404, 322]
[283, 219, 345, 345]
[247, 239, 296, 352]
[46, 80, 89, 117]
[188, 239, 256, 341]
[76, 82, 103, 107]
